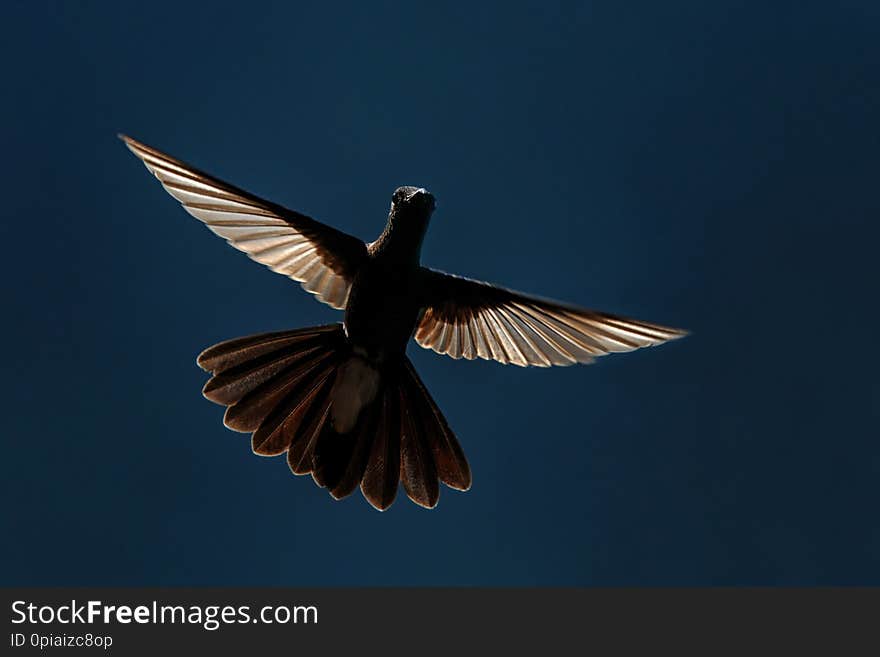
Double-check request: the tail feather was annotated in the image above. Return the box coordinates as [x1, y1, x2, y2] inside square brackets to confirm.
[223, 350, 334, 433]
[287, 389, 333, 475]
[197, 324, 471, 510]
[311, 426, 358, 491]
[251, 367, 335, 456]
[360, 386, 401, 510]
[403, 359, 472, 491]
[313, 405, 379, 499]
[202, 344, 323, 406]
[198, 325, 340, 372]
[399, 381, 440, 509]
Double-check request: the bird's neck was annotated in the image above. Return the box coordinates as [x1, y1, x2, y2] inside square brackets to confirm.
[370, 218, 426, 266]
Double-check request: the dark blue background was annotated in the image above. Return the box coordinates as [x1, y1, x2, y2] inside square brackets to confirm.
[2, 1, 878, 585]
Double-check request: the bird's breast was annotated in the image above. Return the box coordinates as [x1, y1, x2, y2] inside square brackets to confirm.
[343, 261, 422, 363]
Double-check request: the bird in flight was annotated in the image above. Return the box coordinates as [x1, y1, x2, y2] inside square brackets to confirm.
[121, 135, 687, 510]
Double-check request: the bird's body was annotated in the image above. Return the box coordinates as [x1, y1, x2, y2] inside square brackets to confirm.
[345, 186, 434, 363]
[344, 259, 420, 361]
[121, 135, 688, 510]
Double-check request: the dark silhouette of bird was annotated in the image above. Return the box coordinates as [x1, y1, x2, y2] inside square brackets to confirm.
[121, 135, 688, 510]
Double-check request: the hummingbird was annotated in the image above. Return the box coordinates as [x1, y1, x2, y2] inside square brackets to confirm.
[121, 135, 687, 510]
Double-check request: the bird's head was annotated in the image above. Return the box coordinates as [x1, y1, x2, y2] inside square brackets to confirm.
[390, 186, 435, 217]
[382, 186, 435, 258]
[375, 186, 434, 262]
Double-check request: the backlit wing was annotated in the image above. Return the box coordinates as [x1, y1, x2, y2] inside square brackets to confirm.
[121, 135, 367, 309]
[415, 268, 688, 367]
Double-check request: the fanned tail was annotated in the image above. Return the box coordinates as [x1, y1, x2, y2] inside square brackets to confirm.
[197, 325, 471, 510]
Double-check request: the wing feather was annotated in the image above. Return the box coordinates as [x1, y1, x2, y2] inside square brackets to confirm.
[415, 268, 688, 367]
[121, 135, 367, 309]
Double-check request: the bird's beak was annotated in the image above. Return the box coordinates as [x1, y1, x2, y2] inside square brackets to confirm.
[406, 188, 428, 201]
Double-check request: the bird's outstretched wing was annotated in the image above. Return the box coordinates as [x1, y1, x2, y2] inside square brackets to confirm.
[415, 268, 688, 367]
[121, 135, 367, 309]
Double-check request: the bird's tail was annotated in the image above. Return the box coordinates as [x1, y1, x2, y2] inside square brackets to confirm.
[197, 324, 471, 510]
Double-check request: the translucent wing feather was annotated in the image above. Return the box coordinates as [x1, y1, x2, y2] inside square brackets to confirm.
[121, 135, 366, 309]
[416, 269, 688, 367]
